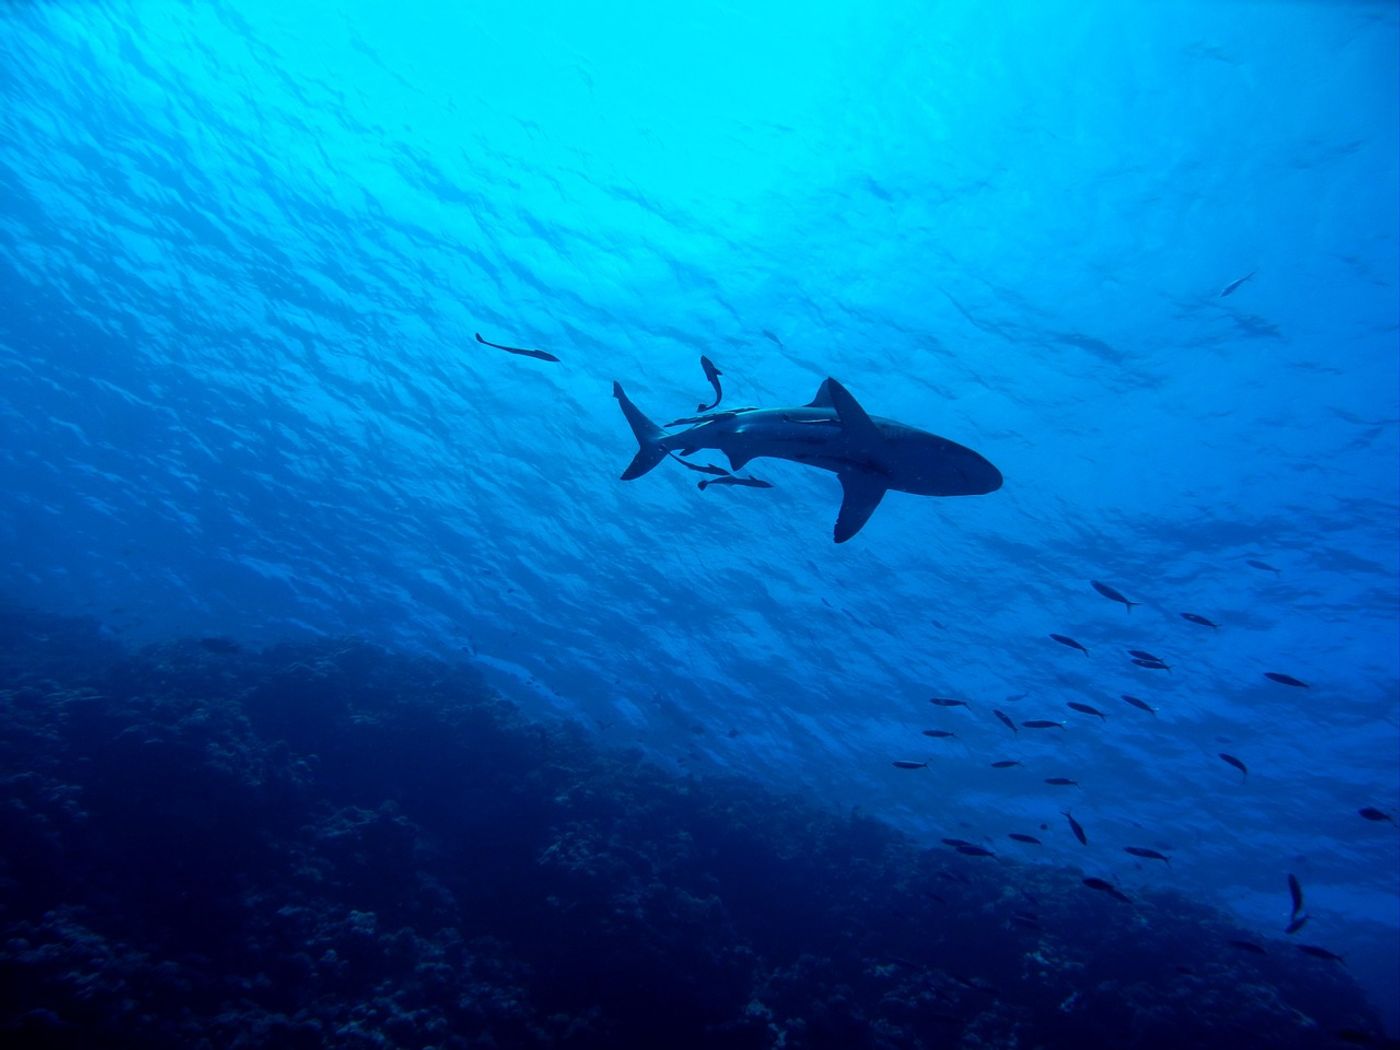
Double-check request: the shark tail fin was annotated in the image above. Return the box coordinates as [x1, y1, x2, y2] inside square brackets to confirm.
[613, 382, 669, 480]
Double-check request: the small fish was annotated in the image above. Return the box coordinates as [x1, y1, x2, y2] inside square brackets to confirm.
[669, 454, 731, 477]
[1228, 939, 1267, 955]
[1297, 944, 1345, 964]
[1067, 701, 1106, 721]
[474, 331, 560, 363]
[1132, 659, 1171, 671]
[1284, 915, 1309, 936]
[1121, 694, 1157, 715]
[1175, 965, 1197, 976]
[1334, 1029, 1379, 1045]
[1180, 612, 1219, 628]
[1022, 720, 1065, 730]
[1220, 270, 1255, 297]
[1063, 810, 1088, 846]
[956, 844, 996, 857]
[698, 475, 773, 491]
[941, 838, 975, 848]
[993, 709, 1018, 733]
[696, 355, 724, 411]
[1287, 874, 1305, 919]
[1124, 846, 1171, 865]
[990, 760, 1022, 768]
[1127, 649, 1168, 665]
[1082, 877, 1131, 904]
[1004, 692, 1028, 701]
[1050, 633, 1089, 655]
[1008, 833, 1042, 845]
[1091, 580, 1140, 612]
[929, 696, 971, 708]
[1219, 753, 1248, 781]
[1246, 559, 1281, 575]
[925, 892, 948, 904]
[199, 636, 241, 654]
[922, 729, 958, 739]
[892, 760, 929, 770]
[1044, 777, 1079, 787]
[1264, 671, 1309, 688]
[1010, 914, 1041, 930]
[1358, 806, 1396, 824]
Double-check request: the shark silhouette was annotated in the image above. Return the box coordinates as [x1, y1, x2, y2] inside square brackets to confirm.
[613, 377, 1002, 542]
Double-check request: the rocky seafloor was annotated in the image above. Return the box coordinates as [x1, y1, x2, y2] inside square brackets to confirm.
[0, 608, 1389, 1049]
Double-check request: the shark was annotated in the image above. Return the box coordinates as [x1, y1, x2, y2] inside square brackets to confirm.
[613, 376, 1002, 542]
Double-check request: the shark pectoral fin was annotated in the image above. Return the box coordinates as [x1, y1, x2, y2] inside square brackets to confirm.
[834, 472, 887, 543]
[825, 378, 884, 446]
[726, 451, 754, 471]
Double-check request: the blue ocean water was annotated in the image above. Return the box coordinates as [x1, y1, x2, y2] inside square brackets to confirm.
[1, 0, 1397, 1042]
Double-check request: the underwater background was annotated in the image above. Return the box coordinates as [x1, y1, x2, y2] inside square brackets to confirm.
[1, 1, 1397, 1046]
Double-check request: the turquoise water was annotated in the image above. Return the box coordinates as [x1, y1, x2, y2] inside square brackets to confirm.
[2, 0, 1397, 1035]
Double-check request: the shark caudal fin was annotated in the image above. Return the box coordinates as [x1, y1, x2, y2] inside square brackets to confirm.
[613, 382, 669, 480]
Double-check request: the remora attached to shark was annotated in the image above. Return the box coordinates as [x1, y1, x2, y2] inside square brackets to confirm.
[613, 377, 1002, 542]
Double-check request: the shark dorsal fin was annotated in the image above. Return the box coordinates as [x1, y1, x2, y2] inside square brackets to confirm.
[824, 378, 883, 445]
[835, 471, 887, 543]
[806, 379, 836, 408]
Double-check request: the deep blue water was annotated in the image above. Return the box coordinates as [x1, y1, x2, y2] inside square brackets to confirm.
[1, 0, 1397, 1042]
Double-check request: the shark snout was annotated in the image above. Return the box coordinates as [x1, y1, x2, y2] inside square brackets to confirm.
[964, 453, 1003, 494]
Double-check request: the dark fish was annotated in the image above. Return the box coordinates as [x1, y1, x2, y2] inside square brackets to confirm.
[1067, 701, 1106, 721]
[1287, 874, 1305, 919]
[1050, 633, 1089, 655]
[696, 355, 724, 411]
[1334, 1029, 1380, 1045]
[1358, 806, 1395, 824]
[1004, 692, 1028, 701]
[1063, 810, 1088, 846]
[1022, 719, 1065, 730]
[1180, 612, 1219, 628]
[922, 729, 958, 739]
[199, 636, 241, 654]
[1220, 270, 1255, 297]
[1010, 914, 1041, 930]
[1246, 559, 1281, 575]
[668, 453, 731, 477]
[1044, 777, 1079, 787]
[993, 709, 1018, 733]
[941, 838, 975, 848]
[956, 844, 996, 857]
[1284, 915, 1309, 936]
[1082, 877, 1131, 904]
[698, 475, 773, 491]
[1219, 753, 1248, 781]
[1121, 694, 1157, 715]
[925, 892, 948, 904]
[1091, 580, 1140, 612]
[1132, 658, 1171, 671]
[990, 760, 1022, 768]
[1008, 833, 1042, 844]
[1124, 846, 1171, 865]
[1127, 649, 1167, 664]
[930, 696, 970, 708]
[1264, 671, 1309, 688]
[1228, 939, 1267, 955]
[1175, 965, 1197, 976]
[1297, 944, 1345, 964]
[892, 760, 929, 770]
[474, 331, 560, 363]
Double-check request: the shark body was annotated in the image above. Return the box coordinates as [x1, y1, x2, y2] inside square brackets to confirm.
[613, 377, 1002, 542]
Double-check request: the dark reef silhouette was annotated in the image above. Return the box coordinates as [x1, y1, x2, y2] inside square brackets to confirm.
[0, 608, 1385, 1048]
